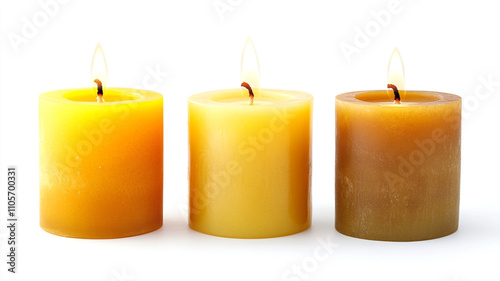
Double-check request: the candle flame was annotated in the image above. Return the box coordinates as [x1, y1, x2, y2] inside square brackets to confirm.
[387, 48, 405, 102]
[91, 43, 108, 102]
[241, 37, 260, 98]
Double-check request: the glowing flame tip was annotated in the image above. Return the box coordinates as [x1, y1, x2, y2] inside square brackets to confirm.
[91, 43, 108, 98]
[241, 37, 260, 97]
[387, 48, 405, 101]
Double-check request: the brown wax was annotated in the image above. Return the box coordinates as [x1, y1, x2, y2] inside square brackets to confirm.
[335, 90, 461, 241]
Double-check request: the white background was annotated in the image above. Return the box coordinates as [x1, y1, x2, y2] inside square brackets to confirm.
[1, 0, 499, 280]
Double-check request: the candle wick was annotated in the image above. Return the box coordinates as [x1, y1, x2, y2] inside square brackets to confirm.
[241, 82, 254, 105]
[387, 84, 401, 104]
[94, 79, 104, 103]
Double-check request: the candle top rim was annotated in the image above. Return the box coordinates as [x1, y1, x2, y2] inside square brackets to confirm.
[40, 87, 163, 104]
[188, 88, 312, 106]
[336, 90, 460, 106]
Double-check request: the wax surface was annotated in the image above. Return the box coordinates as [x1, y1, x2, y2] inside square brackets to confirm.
[188, 89, 312, 238]
[335, 90, 461, 241]
[39, 88, 163, 238]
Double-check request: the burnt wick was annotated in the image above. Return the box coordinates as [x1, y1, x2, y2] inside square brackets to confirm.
[94, 79, 104, 103]
[241, 82, 254, 105]
[387, 84, 401, 104]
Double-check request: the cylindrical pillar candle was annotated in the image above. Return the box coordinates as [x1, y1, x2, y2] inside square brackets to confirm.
[335, 90, 461, 241]
[188, 89, 313, 238]
[39, 88, 163, 238]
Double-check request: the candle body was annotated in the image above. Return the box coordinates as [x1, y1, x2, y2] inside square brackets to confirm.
[188, 89, 312, 238]
[39, 88, 163, 238]
[335, 91, 461, 241]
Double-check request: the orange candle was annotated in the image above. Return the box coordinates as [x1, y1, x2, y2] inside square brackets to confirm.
[39, 88, 163, 238]
[39, 45, 163, 238]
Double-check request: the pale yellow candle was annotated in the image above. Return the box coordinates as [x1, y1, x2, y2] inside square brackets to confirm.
[335, 90, 461, 241]
[188, 89, 313, 238]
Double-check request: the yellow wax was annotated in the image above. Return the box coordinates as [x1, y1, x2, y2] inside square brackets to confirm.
[335, 90, 461, 241]
[39, 88, 163, 238]
[188, 89, 313, 238]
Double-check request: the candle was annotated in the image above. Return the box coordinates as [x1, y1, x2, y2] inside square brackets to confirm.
[188, 39, 313, 238]
[39, 45, 163, 238]
[335, 49, 461, 241]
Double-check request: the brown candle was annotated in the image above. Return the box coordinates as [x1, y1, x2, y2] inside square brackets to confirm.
[335, 90, 461, 241]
